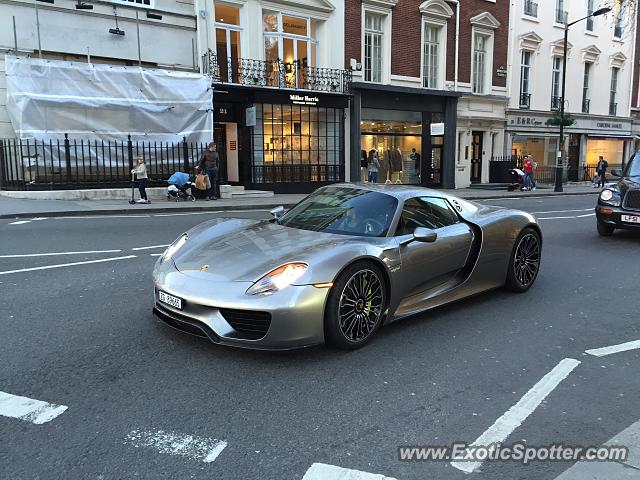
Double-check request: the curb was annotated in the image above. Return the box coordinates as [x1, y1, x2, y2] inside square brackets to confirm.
[0, 191, 598, 220]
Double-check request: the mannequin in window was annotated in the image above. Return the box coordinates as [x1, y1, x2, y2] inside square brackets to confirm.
[391, 147, 403, 183]
[381, 149, 392, 183]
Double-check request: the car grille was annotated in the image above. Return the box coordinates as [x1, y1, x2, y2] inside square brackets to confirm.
[219, 309, 272, 339]
[623, 190, 640, 211]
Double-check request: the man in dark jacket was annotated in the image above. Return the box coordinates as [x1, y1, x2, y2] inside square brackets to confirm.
[199, 142, 219, 200]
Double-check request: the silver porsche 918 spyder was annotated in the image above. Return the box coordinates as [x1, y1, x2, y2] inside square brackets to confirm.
[152, 184, 541, 350]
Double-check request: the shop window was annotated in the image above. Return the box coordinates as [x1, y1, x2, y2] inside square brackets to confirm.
[364, 12, 384, 83]
[251, 104, 344, 185]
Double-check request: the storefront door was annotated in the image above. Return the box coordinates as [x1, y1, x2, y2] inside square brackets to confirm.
[214, 124, 227, 183]
[470, 131, 483, 183]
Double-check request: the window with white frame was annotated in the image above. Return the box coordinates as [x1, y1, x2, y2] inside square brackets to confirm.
[614, 1, 624, 38]
[423, 24, 440, 88]
[610, 67, 619, 115]
[551, 56, 562, 109]
[586, 0, 595, 31]
[555, 0, 567, 24]
[364, 12, 384, 82]
[472, 33, 487, 93]
[520, 51, 532, 108]
[582, 62, 592, 113]
[215, 4, 242, 83]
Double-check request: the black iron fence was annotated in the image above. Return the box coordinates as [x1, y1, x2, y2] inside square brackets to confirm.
[252, 164, 343, 185]
[488, 156, 620, 185]
[0, 135, 209, 190]
[203, 51, 352, 94]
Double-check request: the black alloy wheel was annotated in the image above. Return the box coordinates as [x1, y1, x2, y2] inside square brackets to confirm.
[506, 228, 541, 293]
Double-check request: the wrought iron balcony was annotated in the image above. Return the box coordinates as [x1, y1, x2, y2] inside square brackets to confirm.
[519, 92, 531, 109]
[555, 9, 568, 24]
[609, 102, 617, 116]
[550, 96, 562, 111]
[582, 98, 590, 113]
[202, 51, 352, 94]
[524, 0, 538, 17]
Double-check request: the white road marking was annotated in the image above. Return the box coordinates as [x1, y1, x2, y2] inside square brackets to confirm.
[55, 215, 150, 219]
[153, 209, 271, 217]
[149, 253, 163, 257]
[576, 213, 596, 218]
[32, 217, 47, 221]
[302, 463, 397, 480]
[124, 430, 227, 463]
[0, 390, 68, 424]
[585, 340, 640, 357]
[450, 358, 581, 474]
[0, 249, 122, 258]
[532, 208, 593, 214]
[9, 220, 31, 225]
[132, 244, 170, 251]
[0, 255, 136, 275]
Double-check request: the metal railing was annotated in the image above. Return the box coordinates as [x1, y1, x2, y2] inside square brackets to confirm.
[550, 96, 562, 111]
[582, 98, 590, 113]
[519, 93, 531, 109]
[524, 0, 538, 17]
[490, 156, 623, 184]
[555, 9, 568, 24]
[609, 102, 618, 116]
[203, 51, 352, 94]
[251, 164, 344, 185]
[0, 135, 209, 190]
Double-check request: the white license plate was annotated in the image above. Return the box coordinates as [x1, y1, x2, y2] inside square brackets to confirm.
[622, 214, 640, 224]
[158, 291, 182, 310]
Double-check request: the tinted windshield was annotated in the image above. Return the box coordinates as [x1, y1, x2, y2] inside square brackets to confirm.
[279, 186, 398, 237]
[626, 151, 640, 177]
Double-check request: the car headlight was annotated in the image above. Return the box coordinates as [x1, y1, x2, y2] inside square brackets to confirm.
[599, 189, 621, 207]
[246, 263, 308, 296]
[161, 234, 188, 262]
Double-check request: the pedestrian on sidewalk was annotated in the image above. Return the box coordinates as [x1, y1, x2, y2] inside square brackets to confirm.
[199, 142, 219, 200]
[522, 155, 534, 191]
[360, 150, 369, 182]
[131, 155, 150, 203]
[595, 156, 609, 188]
[367, 149, 380, 183]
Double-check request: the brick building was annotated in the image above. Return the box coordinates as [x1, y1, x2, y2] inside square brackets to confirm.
[345, 0, 509, 188]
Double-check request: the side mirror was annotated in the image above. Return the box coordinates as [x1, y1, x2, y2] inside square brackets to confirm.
[270, 206, 285, 219]
[611, 168, 623, 178]
[413, 227, 437, 243]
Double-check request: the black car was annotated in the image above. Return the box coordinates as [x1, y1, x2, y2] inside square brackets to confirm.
[595, 152, 640, 236]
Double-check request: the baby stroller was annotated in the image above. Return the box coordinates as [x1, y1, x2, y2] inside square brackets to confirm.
[167, 172, 196, 202]
[507, 168, 525, 191]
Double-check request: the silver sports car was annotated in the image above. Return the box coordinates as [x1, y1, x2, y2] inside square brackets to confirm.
[152, 184, 542, 350]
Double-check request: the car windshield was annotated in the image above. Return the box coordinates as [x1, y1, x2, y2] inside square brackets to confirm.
[625, 151, 640, 177]
[278, 186, 398, 237]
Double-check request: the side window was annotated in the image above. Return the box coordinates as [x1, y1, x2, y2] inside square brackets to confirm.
[395, 197, 459, 236]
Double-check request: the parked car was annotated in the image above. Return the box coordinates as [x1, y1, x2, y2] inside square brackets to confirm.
[152, 184, 542, 350]
[595, 151, 640, 236]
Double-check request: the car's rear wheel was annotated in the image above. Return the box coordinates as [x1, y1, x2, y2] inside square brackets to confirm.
[597, 220, 615, 237]
[505, 228, 541, 293]
[325, 262, 386, 350]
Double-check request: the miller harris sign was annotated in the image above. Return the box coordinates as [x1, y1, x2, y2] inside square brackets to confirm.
[290, 94, 319, 106]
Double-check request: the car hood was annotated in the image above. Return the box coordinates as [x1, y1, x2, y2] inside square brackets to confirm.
[171, 218, 352, 282]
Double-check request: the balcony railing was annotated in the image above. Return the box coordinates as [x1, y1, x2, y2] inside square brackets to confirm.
[524, 0, 538, 17]
[609, 102, 618, 116]
[555, 9, 568, 24]
[582, 98, 590, 113]
[550, 96, 562, 111]
[202, 51, 352, 94]
[519, 92, 531, 109]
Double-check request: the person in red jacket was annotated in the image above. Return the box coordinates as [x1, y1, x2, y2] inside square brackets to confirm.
[522, 156, 535, 191]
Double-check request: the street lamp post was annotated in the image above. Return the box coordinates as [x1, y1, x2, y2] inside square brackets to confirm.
[555, 7, 611, 192]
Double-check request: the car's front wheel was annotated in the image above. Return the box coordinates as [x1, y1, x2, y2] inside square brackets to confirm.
[325, 262, 387, 350]
[505, 227, 541, 293]
[597, 220, 615, 237]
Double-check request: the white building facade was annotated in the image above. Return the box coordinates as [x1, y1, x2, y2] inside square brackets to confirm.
[0, 0, 199, 138]
[505, 0, 637, 180]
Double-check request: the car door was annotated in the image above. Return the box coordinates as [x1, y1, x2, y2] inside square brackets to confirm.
[395, 197, 474, 300]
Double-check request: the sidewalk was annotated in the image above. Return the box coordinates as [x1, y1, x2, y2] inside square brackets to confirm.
[0, 183, 599, 219]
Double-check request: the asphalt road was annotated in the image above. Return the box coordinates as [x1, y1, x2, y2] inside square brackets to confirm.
[1, 194, 639, 480]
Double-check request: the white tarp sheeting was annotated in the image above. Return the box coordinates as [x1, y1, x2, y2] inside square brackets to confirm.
[5, 55, 213, 144]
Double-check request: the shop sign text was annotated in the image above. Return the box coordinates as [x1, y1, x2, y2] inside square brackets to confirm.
[290, 94, 319, 106]
[596, 122, 624, 129]
[510, 116, 544, 126]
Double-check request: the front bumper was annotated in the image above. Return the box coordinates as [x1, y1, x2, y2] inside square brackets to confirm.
[595, 205, 640, 230]
[151, 265, 330, 350]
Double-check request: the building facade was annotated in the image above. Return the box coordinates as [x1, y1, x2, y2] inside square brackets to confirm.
[199, 0, 350, 193]
[506, 0, 637, 180]
[0, 0, 199, 139]
[344, 0, 509, 189]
